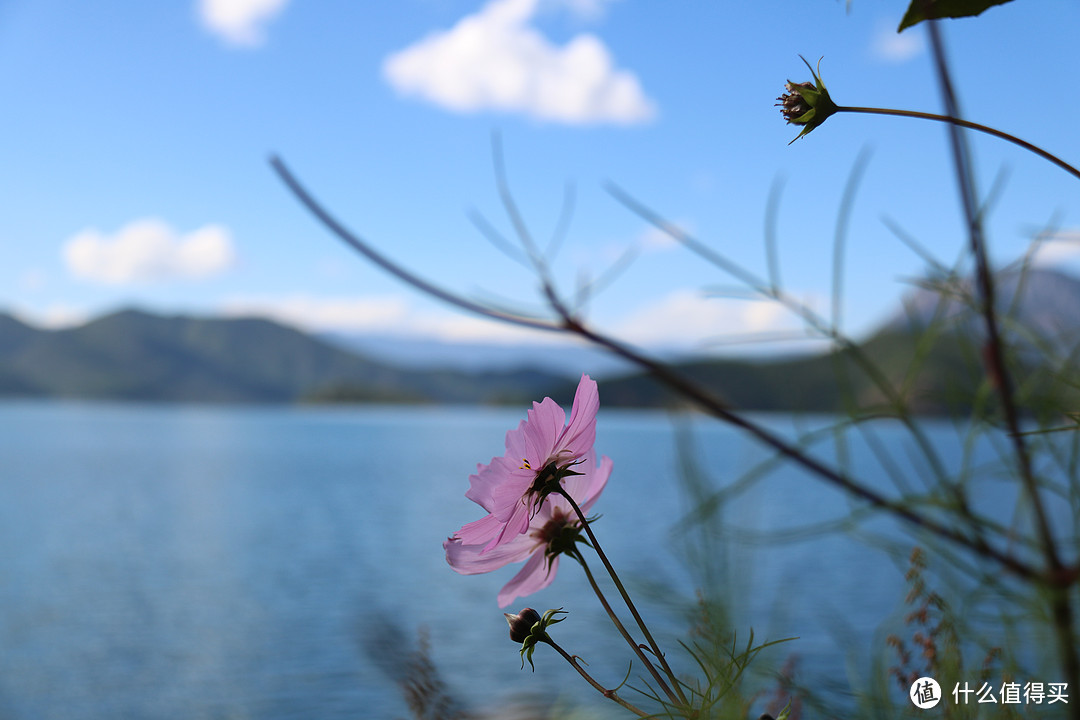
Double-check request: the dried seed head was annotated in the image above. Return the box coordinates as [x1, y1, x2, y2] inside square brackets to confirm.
[778, 57, 838, 143]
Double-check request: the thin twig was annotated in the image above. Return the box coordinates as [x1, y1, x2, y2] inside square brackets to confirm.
[562, 492, 689, 708]
[271, 152, 1044, 583]
[569, 547, 681, 706]
[923, 18, 1079, 716]
[764, 176, 785, 295]
[560, 313, 1040, 580]
[607, 182, 961, 500]
[925, 17, 1061, 580]
[835, 106, 1080, 182]
[269, 156, 563, 335]
[545, 636, 650, 717]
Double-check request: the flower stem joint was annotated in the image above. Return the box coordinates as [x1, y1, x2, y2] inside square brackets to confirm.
[529, 459, 583, 506]
[777, 56, 838, 144]
[503, 607, 567, 670]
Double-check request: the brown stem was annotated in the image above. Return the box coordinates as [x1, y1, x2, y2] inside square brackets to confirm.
[569, 546, 682, 707]
[923, 20, 1078, 718]
[563, 492, 689, 707]
[270, 151, 1055, 653]
[835, 106, 1080, 182]
[561, 315, 1040, 581]
[544, 637, 650, 717]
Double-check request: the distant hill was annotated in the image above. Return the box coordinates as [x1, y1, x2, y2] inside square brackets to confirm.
[887, 267, 1080, 353]
[0, 309, 569, 404]
[592, 328, 982, 414]
[2, 267, 1077, 411]
[320, 331, 640, 377]
[593, 267, 1080, 416]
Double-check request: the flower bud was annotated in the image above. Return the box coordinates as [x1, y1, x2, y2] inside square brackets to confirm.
[776, 56, 838, 143]
[504, 607, 567, 670]
[504, 608, 542, 644]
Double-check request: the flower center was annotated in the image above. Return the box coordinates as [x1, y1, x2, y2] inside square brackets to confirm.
[531, 507, 582, 564]
[527, 460, 561, 495]
[532, 507, 573, 544]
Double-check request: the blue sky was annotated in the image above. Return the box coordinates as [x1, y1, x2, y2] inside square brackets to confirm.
[2, 0, 1078, 356]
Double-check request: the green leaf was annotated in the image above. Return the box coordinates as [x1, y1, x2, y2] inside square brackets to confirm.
[898, 0, 1015, 31]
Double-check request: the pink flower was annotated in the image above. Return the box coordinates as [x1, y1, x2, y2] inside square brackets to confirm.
[457, 374, 602, 553]
[444, 448, 611, 608]
[443, 374, 610, 607]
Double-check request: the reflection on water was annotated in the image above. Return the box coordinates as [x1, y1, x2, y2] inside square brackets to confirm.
[0, 402, 1039, 718]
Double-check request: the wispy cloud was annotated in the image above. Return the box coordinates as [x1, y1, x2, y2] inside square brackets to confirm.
[871, 20, 924, 63]
[10, 303, 90, 329]
[198, 0, 289, 47]
[219, 287, 814, 352]
[221, 294, 412, 332]
[382, 0, 655, 125]
[1030, 229, 1080, 268]
[64, 218, 236, 284]
[219, 293, 570, 344]
[611, 289, 799, 348]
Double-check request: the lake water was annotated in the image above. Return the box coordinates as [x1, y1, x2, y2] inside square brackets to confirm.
[0, 401, 1058, 718]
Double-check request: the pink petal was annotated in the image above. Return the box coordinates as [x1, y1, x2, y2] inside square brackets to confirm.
[504, 419, 529, 467]
[444, 532, 536, 575]
[497, 551, 560, 608]
[486, 491, 534, 552]
[558, 448, 598, 502]
[558, 374, 599, 458]
[579, 454, 612, 515]
[465, 455, 518, 511]
[453, 512, 504, 547]
[524, 398, 564, 465]
[558, 450, 610, 504]
[490, 469, 533, 523]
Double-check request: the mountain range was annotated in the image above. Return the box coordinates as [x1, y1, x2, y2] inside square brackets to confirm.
[0, 309, 565, 404]
[1, 267, 1077, 412]
[597, 267, 1080, 414]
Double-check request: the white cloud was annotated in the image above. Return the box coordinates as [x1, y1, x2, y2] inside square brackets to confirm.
[1030, 230, 1080, 268]
[382, 0, 655, 124]
[611, 289, 797, 348]
[407, 311, 568, 344]
[219, 293, 573, 345]
[64, 218, 236, 285]
[219, 288, 818, 352]
[221, 295, 412, 332]
[11, 303, 90, 329]
[871, 20, 924, 63]
[198, 0, 289, 47]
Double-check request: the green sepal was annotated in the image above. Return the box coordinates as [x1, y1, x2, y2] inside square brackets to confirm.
[784, 56, 838, 144]
[543, 523, 585, 567]
[517, 608, 568, 671]
[529, 460, 584, 508]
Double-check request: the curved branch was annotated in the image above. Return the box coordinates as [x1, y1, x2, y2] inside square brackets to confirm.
[270, 153, 1040, 583]
[835, 106, 1080, 182]
[269, 155, 563, 335]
